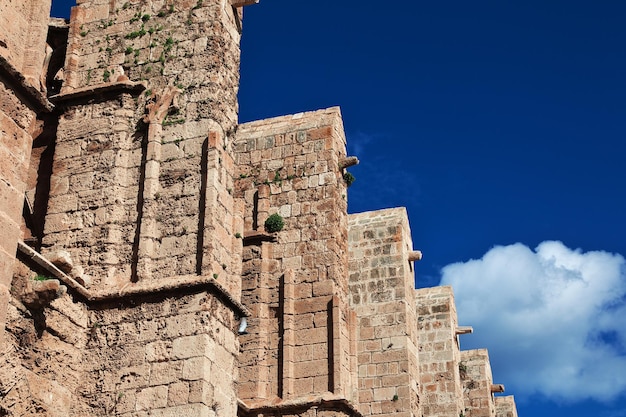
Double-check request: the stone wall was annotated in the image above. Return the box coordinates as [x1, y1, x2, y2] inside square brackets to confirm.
[0, 68, 51, 348]
[415, 286, 465, 417]
[42, 0, 244, 297]
[0, 0, 52, 90]
[348, 208, 422, 417]
[1, 258, 88, 416]
[82, 290, 240, 416]
[235, 108, 358, 406]
[495, 396, 518, 417]
[461, 349, 497, 417]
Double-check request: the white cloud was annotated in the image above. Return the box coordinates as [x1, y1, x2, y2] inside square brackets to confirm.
[440, 241, 626, 403]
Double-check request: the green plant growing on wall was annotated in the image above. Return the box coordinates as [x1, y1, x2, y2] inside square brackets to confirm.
[343, 171, 355, 187]
[103, 69, 111, 82]
[264, 213, 285, 233]
[33, 274, 50, 281]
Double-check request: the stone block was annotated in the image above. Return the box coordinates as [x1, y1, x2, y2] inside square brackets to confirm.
[182, 356, 209, 381]
[0, 180, 25, 223]
[188, 380, 213, 405]
[146, 340, 172, 362]
[25, 371, 72, 417]
[136, 385, 169, 411]
[150, 361, 183, 386]
[167, 381, 190, 406]
[172, 334, 212, 360]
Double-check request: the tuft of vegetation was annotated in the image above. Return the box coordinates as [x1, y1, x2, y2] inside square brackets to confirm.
[234, 232, 242, 239]
[33, 274, 50, 281]
[264, 213, 285, 233]
[343, 171, 355, 187]
[103, 69, 111, 82]
[125, 26, 147, 39]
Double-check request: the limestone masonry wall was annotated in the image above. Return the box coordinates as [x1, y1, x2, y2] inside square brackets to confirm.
[348, 209, 421, 417]
[0, 0, 521, 416]
[415, 286, 465, 417]
[0, 0, 52, 89]
[235, 109, 357, 409]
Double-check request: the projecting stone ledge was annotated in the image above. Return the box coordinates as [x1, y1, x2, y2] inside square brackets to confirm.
[238, 394, 363, 417]
[19, 279, 63, 310]
[339, 156, 359, 169]
[49, 79, 146, 105]
[231, 0, 259, 6]
[17, 242, 249, 317]
[243, 230, 278, 246]
[408, 250, 423, 261]
[491, 384, 505, 393]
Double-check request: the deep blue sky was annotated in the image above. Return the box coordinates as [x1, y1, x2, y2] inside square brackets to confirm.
[50, 1, 626, 416]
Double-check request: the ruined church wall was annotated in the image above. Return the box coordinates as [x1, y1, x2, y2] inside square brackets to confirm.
[82, 290, 240, 416]
[63, 0, 242, 133]
[1, 259, 89, 416]
[41, 95, 143, 288]
[0, 0, 52, 89]
[42, 0, 244, 296]
[347, 208, 422, 417]
[235, 108, 358, 404]
[0, 80, 40, 347]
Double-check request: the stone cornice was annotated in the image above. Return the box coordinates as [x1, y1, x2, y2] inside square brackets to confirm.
[49, 80, 146, 107]
[17, 241, 249, 317]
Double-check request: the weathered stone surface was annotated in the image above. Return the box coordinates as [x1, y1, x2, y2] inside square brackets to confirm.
[19, 278, 61, 309]
[48, 249, 73, 273]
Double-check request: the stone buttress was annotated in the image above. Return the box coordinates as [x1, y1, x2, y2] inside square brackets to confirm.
[2, 0, 254, 415]
[348, 208, 423, 417]
[235, 108, 361, 417]
[0, 0, 53, 348]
